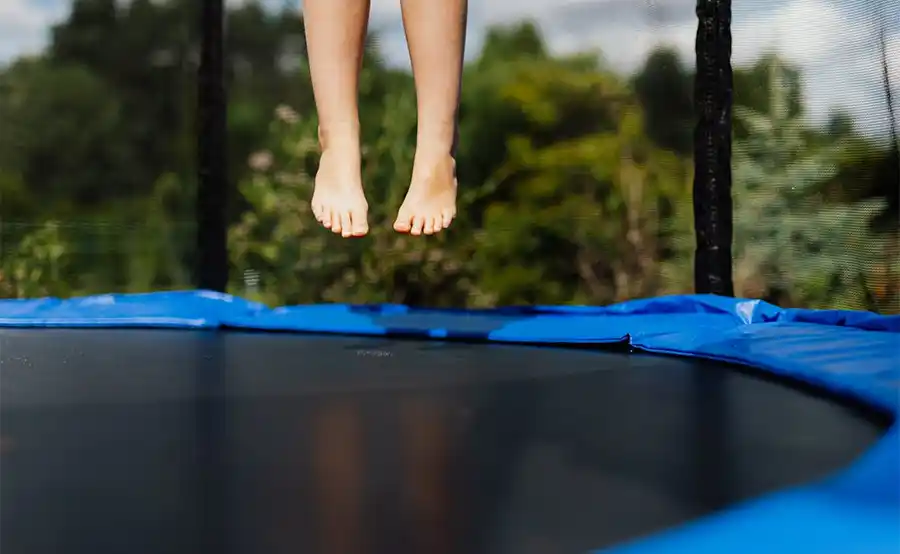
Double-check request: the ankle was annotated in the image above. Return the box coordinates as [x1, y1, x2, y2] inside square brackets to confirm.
[318, 123, 360, 151]
[411, 145, 457, 183]
[416, 122, 456, 154]
[414, 140, 455, 163]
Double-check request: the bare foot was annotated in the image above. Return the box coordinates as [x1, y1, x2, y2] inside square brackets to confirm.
[394, 151, 457, 235]
[312, 145, 369, 237]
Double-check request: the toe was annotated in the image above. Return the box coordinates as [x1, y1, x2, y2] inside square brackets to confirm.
[314, 203, 327, 223]
[350, 208, 369, 236]
[331, 209, 343, 234]
[423, 216, 436, 235]
[410, 216, 425, 236]
[441, 209, 455, 229]
[394, 210, 413, 233]
[340, 211, 353, 237]
[321, 208, 332, 229]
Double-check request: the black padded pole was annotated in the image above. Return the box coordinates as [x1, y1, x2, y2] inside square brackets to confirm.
[693, 0, 734, 296]
[196, 0, 229, 292]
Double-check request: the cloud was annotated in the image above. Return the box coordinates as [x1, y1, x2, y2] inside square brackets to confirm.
[0, 0, 65, 65]
[369, 0, 401, 20]
[732, 0, 898, 133]
[540, 4, 696, 72]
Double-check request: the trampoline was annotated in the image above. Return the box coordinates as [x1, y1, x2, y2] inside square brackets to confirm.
[2, 0, 899, 552]
[0, 292, 898, 554]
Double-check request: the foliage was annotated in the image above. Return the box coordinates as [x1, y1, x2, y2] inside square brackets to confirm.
[731, 60, 889, 310]
[0, 222, 69, 298]
[0, 59, 134, 207]
[471, 56, 691, 305]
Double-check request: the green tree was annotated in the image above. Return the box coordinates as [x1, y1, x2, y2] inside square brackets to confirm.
[0, 59, 134, 207]
[633, 48, 693, 155]
[733, 53, 804, 139]
[730, 59, 888, 310]
[471, 54, 691, 305]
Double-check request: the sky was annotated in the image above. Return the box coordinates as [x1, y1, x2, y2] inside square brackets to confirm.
[1, 0, 898, 135]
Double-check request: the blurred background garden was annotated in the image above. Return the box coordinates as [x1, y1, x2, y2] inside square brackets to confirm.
[0, 0, 897, 312]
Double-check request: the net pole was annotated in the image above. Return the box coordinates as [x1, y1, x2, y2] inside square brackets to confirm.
[196, 0, 229, 292]
[693, 0, 734, 296]
[195, 4, 231, 550]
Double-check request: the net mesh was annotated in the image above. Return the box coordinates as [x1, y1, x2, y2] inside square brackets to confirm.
[729, 0, 899, 312]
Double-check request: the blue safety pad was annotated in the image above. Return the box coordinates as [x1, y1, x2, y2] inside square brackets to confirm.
[225, 304, 527, 339]
[598, 425, 900, 554]
[0, 290, 266, 328]
[1, 290, 898, 554]
[634, 322, 899, 413]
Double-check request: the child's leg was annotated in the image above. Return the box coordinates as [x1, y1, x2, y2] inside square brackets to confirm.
[394, 0, 468, 235]
[303, 0, 371, 237]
